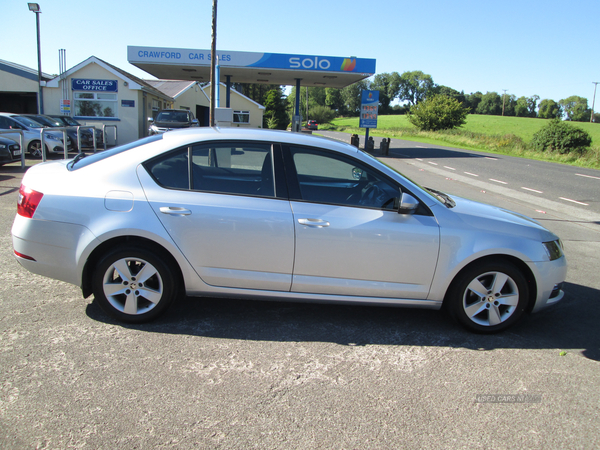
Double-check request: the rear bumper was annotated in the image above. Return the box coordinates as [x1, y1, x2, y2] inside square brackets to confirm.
[11, 215, 99, 287]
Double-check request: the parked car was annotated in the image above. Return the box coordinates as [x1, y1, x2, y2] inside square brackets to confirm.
[12, 128, 566, 333]
[307, 120, 318, 130]
[21, 114, 83, 152]
[0, 113, 71, 158]
[0, 136, 21, 165]
[148, 109, 198, 135]
[48, 115, 104, 148]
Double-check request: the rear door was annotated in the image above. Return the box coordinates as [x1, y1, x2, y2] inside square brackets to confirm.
[139, 141, 295, 291]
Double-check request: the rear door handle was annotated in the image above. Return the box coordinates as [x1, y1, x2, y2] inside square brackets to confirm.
[160, 206, 192, 216]
[298, 218, 330, 228]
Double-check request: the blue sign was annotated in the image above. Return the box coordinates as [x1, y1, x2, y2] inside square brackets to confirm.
[128, 47, 376, 75]
[72, 79, 118, 92]
[359, 90, 379, 128]
[121, 100, 135, 107]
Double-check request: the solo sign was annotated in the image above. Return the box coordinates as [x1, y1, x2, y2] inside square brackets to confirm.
[72, 79, 118, 92]
[359, 90, 379, 128]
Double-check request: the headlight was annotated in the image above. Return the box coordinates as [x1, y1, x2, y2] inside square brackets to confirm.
[44, 134, 59, 141]
[0, 144, 6, 149]
[542, 240, 563, 261]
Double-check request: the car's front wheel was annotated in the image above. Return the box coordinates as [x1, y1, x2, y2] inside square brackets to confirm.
[27, 141, 43, 159]
[92, 247, 178, 323]
[447, 261, 529, 333]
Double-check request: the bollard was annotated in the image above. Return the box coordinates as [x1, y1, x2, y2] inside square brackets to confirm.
[380, 137, 391, 156]
[350, 134, 359, 148]
[366, 136, 375, 152]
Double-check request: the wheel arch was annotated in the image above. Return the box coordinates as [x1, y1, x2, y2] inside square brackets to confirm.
[442, 254, 538, 313]
[81, 235, 185, 299]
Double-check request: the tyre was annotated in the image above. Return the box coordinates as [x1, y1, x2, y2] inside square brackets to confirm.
[446, 261, 529, 333]
[27, 141, 43, 159]
[92, 247, 179, 323]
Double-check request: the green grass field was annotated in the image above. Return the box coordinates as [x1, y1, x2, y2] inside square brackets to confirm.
[328, 114, 600, 169]
[332, 114, 600, 144]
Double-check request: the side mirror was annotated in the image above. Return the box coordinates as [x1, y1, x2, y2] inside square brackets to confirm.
[351, 167, 363, 180]
[148, 117, 154, 124]
[398, 192, 419, 214]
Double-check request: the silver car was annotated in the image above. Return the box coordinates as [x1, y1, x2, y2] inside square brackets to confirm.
[12, 128, 567, 333]
[0, 113, 71, 158]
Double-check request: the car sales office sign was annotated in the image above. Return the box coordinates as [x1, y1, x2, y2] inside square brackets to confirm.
[360, 90, 379, 128]
[72, 79, 118, 92]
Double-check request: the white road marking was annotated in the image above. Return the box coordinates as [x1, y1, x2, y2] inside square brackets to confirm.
[416, 145, 427, 148]
[464, 172, 479, 177]
[522, 187, 543, 194]
[428, 161, 438, 166]
[485, 157, 498, 160]
[489, 179, 508, 185]
[576, 173, 600, 180]
[559, 197, 589, 206]
[416, 158, 423, 161]
[444, 166, 456, 170]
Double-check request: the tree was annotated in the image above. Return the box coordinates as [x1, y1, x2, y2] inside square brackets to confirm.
[464, 92, 483, 114]
[237, 83, 282, 105]
[502, 94, 517, 116]
[287, 86, 327, 120]
[434, 85, 466, 104]
[262, 88, 288, 130]
[370, 72, 401, 114]
[531, 119, 592, 154]
[476, 92, 502, 115]
[325, 88, 345, 114]
[559, 96, 591, 122]
[307, 105, 337, 125]
[527, 95, 540, 117]
[515, 96, 530, 117]
[407, 94, 469, 131]
[538, 99, 562, 119]
[308, 87, 327, 107]
[398, 71, 435, 107]
[341, 79, 371, 116]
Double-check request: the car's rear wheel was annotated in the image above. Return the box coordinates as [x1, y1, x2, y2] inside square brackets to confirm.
[447, 261, 529, 333]
[92, 247, 178, 323]
[27, 141, 43, 159]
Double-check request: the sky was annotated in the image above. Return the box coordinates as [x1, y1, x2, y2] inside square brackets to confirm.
[3, 0, 599, 106]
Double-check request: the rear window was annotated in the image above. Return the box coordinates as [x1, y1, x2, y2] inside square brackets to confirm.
[67, 134, 163, 171]
[157, 111, 190, 122]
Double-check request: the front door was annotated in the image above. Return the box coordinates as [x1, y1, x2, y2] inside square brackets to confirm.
[286, 146, 440, 299]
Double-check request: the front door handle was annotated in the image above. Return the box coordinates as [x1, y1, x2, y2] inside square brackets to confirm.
[160, 206, 192, 216]
[298, 218, 330, 228]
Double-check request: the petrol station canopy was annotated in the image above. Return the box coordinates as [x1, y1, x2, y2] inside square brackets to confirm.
[127, 46, 376, 89]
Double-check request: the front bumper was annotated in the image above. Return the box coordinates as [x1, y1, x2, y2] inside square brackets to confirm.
[529, 256, 568, 313]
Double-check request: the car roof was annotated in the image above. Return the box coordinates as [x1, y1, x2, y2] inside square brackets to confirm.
[157, 127, 359, 156]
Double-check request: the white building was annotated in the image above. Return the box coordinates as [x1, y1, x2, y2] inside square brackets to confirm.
[1, 56, 266, 146]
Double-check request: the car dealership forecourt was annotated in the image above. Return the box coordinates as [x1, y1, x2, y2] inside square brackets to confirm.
[1, 47, 375, 147]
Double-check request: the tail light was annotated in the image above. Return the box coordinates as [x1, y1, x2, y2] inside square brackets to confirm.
[17, 184, 44, 218]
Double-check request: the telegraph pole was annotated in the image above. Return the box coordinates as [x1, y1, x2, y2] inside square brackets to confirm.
[209, 0, 217, 127]
[591, 82, 599, 123]
[502, 89, 507, 116]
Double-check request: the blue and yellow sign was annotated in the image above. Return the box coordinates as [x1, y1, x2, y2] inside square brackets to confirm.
[360, 90, 379, 128]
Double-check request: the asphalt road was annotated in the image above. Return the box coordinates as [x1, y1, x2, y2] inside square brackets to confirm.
[1, 145, 599, 449]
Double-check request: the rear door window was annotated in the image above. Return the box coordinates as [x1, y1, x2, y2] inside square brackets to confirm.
[145, 141, 276, 198]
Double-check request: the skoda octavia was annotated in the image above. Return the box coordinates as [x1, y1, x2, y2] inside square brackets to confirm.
[12, 128, 566, 333]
